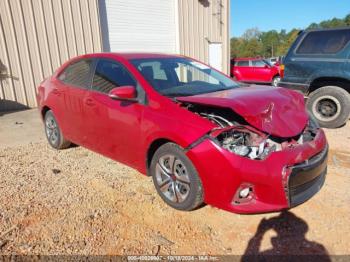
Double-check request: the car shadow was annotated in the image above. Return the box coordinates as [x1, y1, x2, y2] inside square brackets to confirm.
[0, 100, 29, 117]
[241, 211, 331, 262]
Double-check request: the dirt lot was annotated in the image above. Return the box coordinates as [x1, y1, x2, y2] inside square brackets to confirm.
[0, 110, 349, 256]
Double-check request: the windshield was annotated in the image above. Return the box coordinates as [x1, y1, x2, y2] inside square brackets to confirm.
[263, 59, 272, 66]
[130, 57, 239, 97]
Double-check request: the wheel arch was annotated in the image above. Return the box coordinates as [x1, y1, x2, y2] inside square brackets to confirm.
[146, 138, 177, 176]
[41, 105, 51, 120]
[309, 77, 350, 94]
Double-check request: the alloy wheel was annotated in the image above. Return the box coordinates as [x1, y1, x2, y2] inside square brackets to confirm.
[273, 77, 281, 87]
[45, 115, 59, 145]
[155, 154, 191, 203]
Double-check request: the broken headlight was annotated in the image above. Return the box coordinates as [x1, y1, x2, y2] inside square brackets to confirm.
[216, 128, 276, 160]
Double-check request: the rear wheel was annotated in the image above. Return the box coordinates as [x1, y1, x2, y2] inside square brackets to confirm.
[150, 143, 204, 211]
[307, 86, 350, 128]
[44, 110, 71, 149]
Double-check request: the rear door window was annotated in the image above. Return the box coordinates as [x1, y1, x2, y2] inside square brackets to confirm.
[296, 29, 350, 54]
[235, 60, 250, 66]
[58, 59, 93, 89]
[92, 59, 136, 94]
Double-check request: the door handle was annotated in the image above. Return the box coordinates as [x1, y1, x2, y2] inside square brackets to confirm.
[85, 98, 95, 106]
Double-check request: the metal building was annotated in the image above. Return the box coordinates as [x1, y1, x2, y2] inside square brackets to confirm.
[0, 0, 230, 110]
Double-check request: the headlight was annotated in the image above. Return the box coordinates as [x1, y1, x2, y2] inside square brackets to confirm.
[215, 128, 276, 160]
[230, 145, 250, 156]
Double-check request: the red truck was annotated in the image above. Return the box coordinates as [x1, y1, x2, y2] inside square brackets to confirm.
[231, 58, 282, 87]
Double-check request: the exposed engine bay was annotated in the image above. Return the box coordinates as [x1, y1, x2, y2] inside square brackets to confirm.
[181, 102, 319, 160]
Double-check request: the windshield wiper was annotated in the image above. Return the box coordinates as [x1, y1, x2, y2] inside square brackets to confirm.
[166, 93, 194, 97]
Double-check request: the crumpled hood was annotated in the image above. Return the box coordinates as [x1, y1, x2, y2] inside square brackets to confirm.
[177, 85, 308, 138]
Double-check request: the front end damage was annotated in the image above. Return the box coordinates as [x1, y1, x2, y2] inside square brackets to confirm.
[180, 101, 328, 214]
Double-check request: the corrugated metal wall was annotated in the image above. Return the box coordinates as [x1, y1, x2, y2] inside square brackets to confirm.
[102, 0, 177, 53]
[0, 0, 102, 109]
[178, 0, 230, 74]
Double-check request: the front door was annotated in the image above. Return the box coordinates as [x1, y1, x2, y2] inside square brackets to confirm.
[252, 60, 271, 82]
[84, 58, 144, 168]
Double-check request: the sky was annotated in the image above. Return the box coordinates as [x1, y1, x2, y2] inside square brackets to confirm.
[230, 0, 350, 37]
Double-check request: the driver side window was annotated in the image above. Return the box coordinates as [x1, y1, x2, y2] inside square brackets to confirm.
[252, 60, 266, 67]
[92, 60, 136, 94]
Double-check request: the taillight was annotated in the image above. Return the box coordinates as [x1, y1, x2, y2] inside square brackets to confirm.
[279, 64, 285, 78]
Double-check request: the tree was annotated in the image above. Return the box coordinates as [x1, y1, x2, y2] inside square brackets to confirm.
[242, 27, 262, 40]
[308, 23, 319, 29]
[278, 29, 299, 55]
[230, 30, 263, 58]
[230, 13, 350, 58]
[345, 14, 350, 25]
[260, 30, 280, 57]
[230, 37, 243, 58]
[241, 38, 263, 57]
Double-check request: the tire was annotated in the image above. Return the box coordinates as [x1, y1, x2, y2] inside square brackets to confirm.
[44, 110, 71, 149]
[272, 76, 281, 87]
[307, 86, 350, 128]
[150, 143, 204, 211]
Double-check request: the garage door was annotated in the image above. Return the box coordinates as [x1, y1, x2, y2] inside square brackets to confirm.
[102, 0, 177, 53]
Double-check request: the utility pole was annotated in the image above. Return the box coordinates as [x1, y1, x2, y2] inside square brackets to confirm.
[271, 43, 274, 57]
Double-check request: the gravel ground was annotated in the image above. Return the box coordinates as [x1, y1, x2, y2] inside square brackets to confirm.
[0, 123, 349, 256]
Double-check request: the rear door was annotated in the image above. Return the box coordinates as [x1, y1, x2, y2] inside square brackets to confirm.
[235, 60, 254, 81]
[57, 59, 95, 145]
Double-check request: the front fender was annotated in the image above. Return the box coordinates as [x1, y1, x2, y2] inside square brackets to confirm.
[140, 113, 214, 174]
[141, 126, 212, 173]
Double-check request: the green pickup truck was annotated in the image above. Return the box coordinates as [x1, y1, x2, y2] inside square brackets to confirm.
[280, 27, 350, 128]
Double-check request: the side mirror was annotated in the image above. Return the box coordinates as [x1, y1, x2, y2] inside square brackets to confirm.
[108, 86, 137, 102]
[264, 64, 269, 68]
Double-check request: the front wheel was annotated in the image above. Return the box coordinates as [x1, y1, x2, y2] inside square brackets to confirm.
[150, 143, 204, 211]
[307, 86, 350, 128]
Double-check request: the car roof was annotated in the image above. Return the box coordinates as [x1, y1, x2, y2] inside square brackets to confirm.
[234, 57, 263, 61]
[81, 52, 184, 60]
[304, 26, 350, 33]
[57, 52, 196, 75]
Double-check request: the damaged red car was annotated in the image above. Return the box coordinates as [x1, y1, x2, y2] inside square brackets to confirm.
[37, 53, 328, 214]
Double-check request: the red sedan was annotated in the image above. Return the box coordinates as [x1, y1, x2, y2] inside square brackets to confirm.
[231, 58, 281, 87]
[37, 53, 328, 214]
